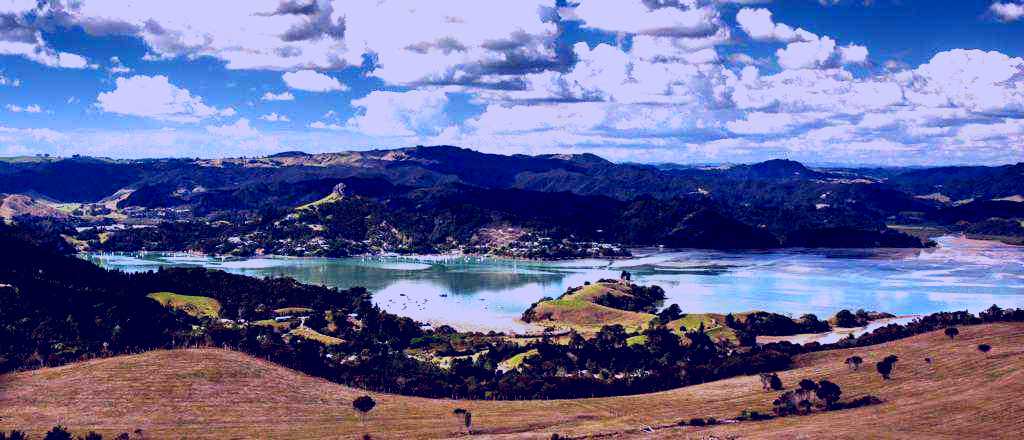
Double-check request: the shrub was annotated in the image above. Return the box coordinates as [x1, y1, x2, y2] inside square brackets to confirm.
[815, 380, 842, 408]
[769, 373, 783, 390]
[352, 395, 377, 424]
[44, 426, 73, 440]
[978, 344, 991, 353]
[844, 355, 863, 371]
[876, 360, 892, 380]
[838, 395, 883, 409]
[798, 379, 818, 391]
[944, 327, 959, 340]
[738, 409, 773, 421]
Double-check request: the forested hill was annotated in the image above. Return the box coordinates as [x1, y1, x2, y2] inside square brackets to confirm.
[2, 146, 1022, 255]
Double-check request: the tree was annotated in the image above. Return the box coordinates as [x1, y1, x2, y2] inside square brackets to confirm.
[44, 426, 73, 440]
[620, 270, 631, 282]
[769, 373, 783, 391]
[845, 355, 863, 371]
[352, 395, 377, 425]
[2, 431, 28, 440]
[876, 358, 895, 380]
[833, 309, 859, 328]
[657, 304, 683, 324]
[798, 379, 818, 392]
[944, 327, 959, 340]
[815, 380, 842, 409]
[978, 344, 991, 353]
[981, 304, 1003, 322]
[453, 408, 473, 434]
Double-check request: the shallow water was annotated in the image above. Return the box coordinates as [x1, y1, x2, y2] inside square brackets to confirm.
[84, 236, 1024, 332]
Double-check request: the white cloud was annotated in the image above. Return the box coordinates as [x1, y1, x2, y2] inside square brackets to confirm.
[838, 44, 869, 64]
[0, 73, 19, 87]
[902, 49, 1024, 114]
[0, 125, 64, 142]
[736, 8, 817, 43]
[308, 121, 343, 130]
[205, 118, 259, 138]
[0, 2, 94, 71]
[776, 36, 838, 70]
[0, 36, 93, 69]
[108, 56, 132, 74]
[96, 75, 234, 123]
[282, 70, 346, 92]
[261, 91, 295, 101]
[562, 0, 720, 37]
[991, 2, 1024, 22]
[337, 0, 558, 85]
[260, 112, 290, 122]
[347, 90, 449, 137]
[5, 104, 42, 113]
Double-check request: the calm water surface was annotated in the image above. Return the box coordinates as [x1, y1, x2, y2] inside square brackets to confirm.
[84, 236, 1024, 332]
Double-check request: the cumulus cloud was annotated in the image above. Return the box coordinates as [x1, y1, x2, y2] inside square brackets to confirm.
[563, 0, 721, 37]
[991, 2, 1024, 21]
[282, 70, 346, 92]
[108, 56, 132, 74]
[206, 118, 260, 138]
[261, 91, 295, 101]
[5, 103, 42, 113]
[308, 121, 343, 130]
[260, 112, 290, 122]
[347, 90, 449, 137]
[96, 75, 235, 123]
[736, 8, 816, 43]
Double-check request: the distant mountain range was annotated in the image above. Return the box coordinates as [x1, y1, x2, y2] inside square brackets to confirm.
[2, 146, 1022, 256]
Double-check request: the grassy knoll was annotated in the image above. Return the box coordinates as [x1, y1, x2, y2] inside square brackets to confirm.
[296, 191, 342, 210]
[252, 319, 291, 330]
[526, 298, 655, 333]
[2, 324, 1021, 439]
[498, 349, 539, 371]
[666, 313, 743, 344]
[274, 307, 315, 316]
[146, 292, 221, 319]
[523, 281, 658, 333]
[523, 282, 743, 343]
[288, 327, 345, 346]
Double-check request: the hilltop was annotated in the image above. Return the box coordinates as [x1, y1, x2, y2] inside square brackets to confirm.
[2, 323, 1021, 439]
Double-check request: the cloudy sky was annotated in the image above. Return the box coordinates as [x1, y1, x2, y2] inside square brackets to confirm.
[1, 0, 1023, 165]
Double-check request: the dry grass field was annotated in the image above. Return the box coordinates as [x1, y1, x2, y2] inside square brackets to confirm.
[2, 323, 1022, 439]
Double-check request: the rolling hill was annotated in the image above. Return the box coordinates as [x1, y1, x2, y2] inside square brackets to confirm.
[20, 146, 1024, 255]
[2, 323, 1021, 439]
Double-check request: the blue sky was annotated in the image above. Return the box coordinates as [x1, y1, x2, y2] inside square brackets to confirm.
[1, 0, 1023, 165]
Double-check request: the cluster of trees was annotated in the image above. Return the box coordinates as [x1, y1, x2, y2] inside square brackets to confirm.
[726, 311, 831, 337]
[761, 306, 1024, 359]
[0, 426, 142, 440]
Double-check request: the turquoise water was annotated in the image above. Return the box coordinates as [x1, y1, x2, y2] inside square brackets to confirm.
[84, 236, 1024, 332]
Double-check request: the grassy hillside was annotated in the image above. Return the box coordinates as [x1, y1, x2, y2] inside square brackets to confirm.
[2, 324, 1021, 439]
[522, 281, 659, 333]
[146, 291, 222, 319]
